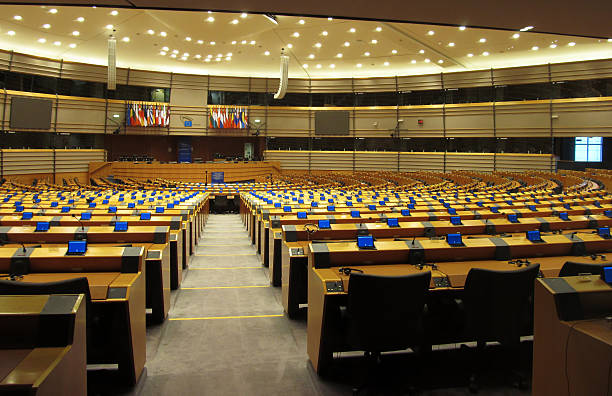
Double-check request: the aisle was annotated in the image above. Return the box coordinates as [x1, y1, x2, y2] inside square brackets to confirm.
[139, 214, 321, 395]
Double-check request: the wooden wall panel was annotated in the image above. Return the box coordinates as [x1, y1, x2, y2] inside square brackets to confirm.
[443, 70, 492, 89]
[397, 106, 444, 138]
[446, 153, 494, 172]
[2, 150, 54, 175]
[55, 149, 106, 173]
[354, 108, 396, 138]
[310, 151, 353, 170]
[496, 153, 553, 172]
[55, 96, 107, 134]
[552, 98, 612, 137]
[266, 108, 310, 137]
[445, 103, 494, 137]
[495, 101, 551, 137]
[399, 152, 445, 172]
[263, 150, 309, 169]
[355, 151, 398, 171]
[353, 77, 396, 93]
[492, 64, 550, 86]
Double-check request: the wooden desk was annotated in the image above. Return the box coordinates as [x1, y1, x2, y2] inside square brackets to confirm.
[0, 294, 86, 396]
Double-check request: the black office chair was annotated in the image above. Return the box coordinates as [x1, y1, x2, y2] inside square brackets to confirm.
[213, 195, 230, 214]
[559, 261, 610, 277]
[460, 264, 540, 392]
[343, 271, 431, 394]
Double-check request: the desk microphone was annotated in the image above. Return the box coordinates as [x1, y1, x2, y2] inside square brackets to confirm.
[412, 236, 416, 246]
[18, 242, 27, 254]
[72, 214, 85, 231]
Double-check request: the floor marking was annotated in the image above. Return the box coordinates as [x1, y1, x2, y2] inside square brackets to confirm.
[181, 285, 270, 290]
[189, 266, 260, 270]
[169, 314, 283, 321]
[195, 253, 256, 257]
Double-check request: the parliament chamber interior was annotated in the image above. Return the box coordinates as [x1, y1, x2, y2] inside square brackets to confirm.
[0, 1, 611, 395]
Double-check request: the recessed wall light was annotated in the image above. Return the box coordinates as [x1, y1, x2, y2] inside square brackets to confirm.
[479, 38, 486, 43]
[147, 29, 155, 35]
[299, 19, 305, 24]
[336, 53, 343, 58]
[42, 24, 51, 29]
[531, 46, 539, 50]
[330, 64, 335, 68]
[375, 26, 382, 32]
[344, 41, 350, 47]
[7, 31, 15, 36]
[231, 19, 239, 24]
[264, 50, 270, 55]
[315, 42, 322, 48]
[364, 51, 370, 56]
[162, 46, 169, 51]
[303, 63, 308, 68]
[13, 15, 22, 21]
[106, 24, 114, 30]
[419, 49, 425, 54]
[53, 41, 61, 46]
[383, 61, 389, 66]
[68, 43, 76, 48]
[467, 53, 474, 57]
[308, 54, 314, 59]
[122, 37, 130, 42]
[568, 42, 576, 46]
[424, 58, 430, 63]
[371, 39, 378, 44]
[459, 26, 466, 30]
[357, 63, 362, 67]
[512, 33, 520, 39]
[550, 44, 557, 48]
[76, 17, 85, 22]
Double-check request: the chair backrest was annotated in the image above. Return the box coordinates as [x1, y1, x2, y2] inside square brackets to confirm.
[463, 264, 540, 345]
[559, 261, 610, 277]
[346, 271, 431, 352]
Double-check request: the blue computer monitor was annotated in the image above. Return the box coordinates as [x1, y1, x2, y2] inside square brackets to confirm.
[597, 227, 610, 239]
[297, 211, 307, 219]
[357, 235, 375, 249]
[350, 210, 360, 218]
[50, 202, 58, 207]
[311, 202, 318, 207]
[407, 203, 415, 210]
[605, 210, 612, 218]
[35, 222, 50, 232]
[114, 221, 128, 232]
[368, 205, 376, 210]
[81, 212, 92, 220]
[528, 205, 537, 211]
[328, 199, 334, 203]
[379, 201, 386, 206]
[21, 212, 33, 220]
[128, 202, 135, 208]
[387, 218, 399, 227]
[507, 214, 519, 223]
[346, 201, 353, 206]
[401, 209, 411, 216]
[448, 208, 457, 215]
[102, 199, 109, 204]
[140, 212, 152, 220]
[274, 203, 281, 208]
[156, 207, 165, 213]
[603, 267, 612, 284]
[283, 206, 292, 212]
[534, 199, 540, 204]
[443, 202, 451, 208]
[446, 233, 463, 246]
[326, 205, 335, 212]
[559, 212, 569, 221]
[526, 230, 542, 242]
[490, 206, 499, 213]
[89, 202, 97, 208]
[61, 206, 70, 213]
[450, 216, 462, 225]
[477, 201, 484, 207]
[108, 206, 117, 213]
[563, 203, 571, 210]
[318, 220, 331, 229]
[594, 201, 602, 208]
[506, 200, 513, 205]
[357, 198, 363, 203]
[67, 240, 87, 255]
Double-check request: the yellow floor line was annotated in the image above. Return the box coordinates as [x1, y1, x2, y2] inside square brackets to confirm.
[195, 253, 256, 257]
[169, 314, 283, 321]
[189, 266, 260, 270]
[181, 285, 270, 290]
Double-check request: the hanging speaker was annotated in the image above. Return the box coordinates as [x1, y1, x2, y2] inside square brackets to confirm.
[107, 35, 116, 91]
[273, 50, 289, 100]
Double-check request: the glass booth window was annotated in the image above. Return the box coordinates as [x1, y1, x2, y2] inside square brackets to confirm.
[574, 137, 602, 162]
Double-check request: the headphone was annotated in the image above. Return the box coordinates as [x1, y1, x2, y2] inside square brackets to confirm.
[338, 267, 364, 276]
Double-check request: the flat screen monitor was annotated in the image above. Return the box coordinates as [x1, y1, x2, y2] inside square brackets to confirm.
[490, 206, 499, 213]
[368, 205, 376, 210]
[351, 210, 360, 218]
[447, 233, 463, 246]
[67, 240, 87, 255]
[297, 211, 307, 219]
[448, 208, 457, 215]
[450, 216, 462, 225]
[61, 206, 71, 213]
[597, 227, 610, 239]
[526, 230, 542, 242]
[128, 202, 135, 208]
[35, 222, 50, 232]
[318, 219, 331, 229]
[507, 214, 519, 223]
[314, 110, 350, 135]
[387, 218, 399, 227]
[10, 96, 53, 130]
[114, 221, 128, 232]
[14, 205, 24, 212]
[346, 201, 352, 206]
[21, 212, 33, 220]
[156, 207, 165, 213]
[327, 205, 335, 211]
[108, 206, 117, 213]
[140, 212, 152, 220]
[401, 209, 411, 216]
[559, 212, 569, 221]
[604, 267, 612, 284]
[311, 202, 318, 207]
[605, 210, 612, 218]
[80, 212, 92, 220]
[357, 235, 375, 249]
[528, 205, 537, 211]
[283, 206, 292, 212]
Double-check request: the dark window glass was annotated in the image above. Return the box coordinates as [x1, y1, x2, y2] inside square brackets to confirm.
[446, 138, 496, 153]
[311, 93, 355, 107]
[311, 137, 354, 151]
[355, 92, 399, 106]
[400, 89, 445, 105]
[268, 93, 310, 106]
[265, 137, 309, 151]
[355, 137, 397, 151]
[57, 79, 105, 98]
[552, 78, 612, 99]
[496, 137, 552, 154]
[249, 92, 268, 106]
[32, 75, 57, 95]
[399, 137, 445, 152]
[445, 86, 493, 104]
[494, 83, 551, 101]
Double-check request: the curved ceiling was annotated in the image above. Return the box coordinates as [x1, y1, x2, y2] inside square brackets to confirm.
[0, 5, 611, 78]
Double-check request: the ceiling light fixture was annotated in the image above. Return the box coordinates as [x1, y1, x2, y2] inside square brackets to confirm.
[241, 40, 246, 44]
[250, 40, 256, 45]
[364, 51, 370, 56]
[531, 46, 539, 50]
[371, 39, 378, 44]
[330, 64, 335, 68]
[424, 58, 430, 63]
[520, 26, 534, 31]
[427, 30, 434, 35]
[211, 41, 216, 45]
[375, 27, 382, 32]
[383, 61, 389, 66]
[231, 19, 239, 24]
[315, 42, 322, 48]
[299, 19, 305, 24]
[160, 51, 167, 55]
[568, 42, 576, 46]
[207, 16, 215, 22]
[459, 26, 466, 30]
[293, 32, 300, 37]
[72, 31, 80, 36]
[316, 64, 321, 68]
[205, 58, 210, 62]
[349, 28, 356, 33]
[479, 38, 486, 43]
[337, 53, 343, 58]
[303, 63, 308, 68]
[287, 43, 293, 48]
[42, 24, 51, 29]
[226, 57, 231, 61]
[448, 42, 455, 47]
[49, 8, 57, 14]
[241, 13, 248, 18]
[322, 31, 328, 36]
[512, 33, 520, 39]
[147, 29, 155, 35]
[76, 17, 85, 22]
[170, 54, 177, 58]
[197, 40, 203, 44]
[68, 43, 76, 48]
[13, 15, 22, 21]
[122, 37, 130, 42]
[159, 31, 166, 36]
[162, 46, 169, 51]
[38, 38, 46, 43]
[356, 63, 362, 68]
[411, 59, 416, 64]
[344, 41, 350, 47]
[467, 53, 474, 57]
[438, 59, 443, 64]
[308, 54, 314, 59]
[263, 14, 278, 25]
[231, 41, 237, 45]
[328, 17, 333, 21]
[110, 10, 118, 16]
[419, 49, 425, 54]
[53, 41, 61, 46]
[7, 31, 15, 36]
[172, 49, 179, 54]
[482, 51, 489, 56]
[549, 43, 557, 48]
[264, 50, 270, 55]
[391, 49, 397, 54]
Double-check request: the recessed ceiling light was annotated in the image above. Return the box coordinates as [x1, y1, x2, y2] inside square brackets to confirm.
[215, 58, 221, 62]
[337, 53, 343, 58]
[49, 8, 57, 14]
[226, 57, 231, 61]
[512, 33, 520, 39]
[76, 17, 85, 22]
[303, 63, 308, 68]
[205, 58, 211, 62]
[13, 15, 22, 21]
[293, 32, 300, 38]
[479, 38, 486, 43]
[241, 13, 248, 18]
[482, 51, 489, 56]
[568, 42, 576, 46]
[231, 41, 237, 45]
[448, 42, 455, 47]
[207, 54, 212, 58]
[7, 31, 15, 36]
[106, 24, 115, 30]
[147, 29, 155, 35]
[371, 39, 378, 44]
[207, 16, 215, 22]
[308, 54, 314, 59]
[162, 46, 169, 51]
[427, 30, 434, 35]
[110, 10, 118, 16]
[316, 64, 322, 68]
[72, 31, 80, 36]
[231, 19, 239, 24]
[357, 63, 362, 67]
[459, 26, 466, 30]
[37, 38, 46, 43]
[264, 50, 270, 55]
[467, 53, 474, 57]
[241, 40, 247, 44]
[364, 51, 370, 56]
[322, 31, 328, 36]
[53, 41, 61, 46]
[170, 54, 177, 58]
[344, 41, 350, 47]
[349, 28, 356, 33]
[299, 19, 305, 24]
[411, 60, 416, 64]
[42, 24, 51, 29]
[68, 43, 76, 48]
[330, 64, 335, 68]
[391, 49, 397, 54]
[383, 61, 389, 66]
[211, 41, 216, 45]
[226, 52, 232, 56]
[608, 38, 612, 42]
[438, 59, 443, 64]
[531, 46, 539, 50]
[287, 44, 293, 48]
[549, 43, 557, 48]
[315, 42, 322, 48]
[250, 40, 256, 45]
[122, 37, 130, 42]
[217, 53, 223, 57]
[181, 56, 187, 61]
[184, 37, 191, 41]
[375, 26, 382, 32]
[520, 26, 534, 31]
[424, 58, 430, 63]
[160, 51, 167, 55]
[172, 49, 179, 54]
[197, 40, 203, 44]
[419, 49, 425, 54]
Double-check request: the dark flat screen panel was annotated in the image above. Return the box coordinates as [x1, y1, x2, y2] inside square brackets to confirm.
[315, 110, 350, 135]
[10, 96, 52, 130]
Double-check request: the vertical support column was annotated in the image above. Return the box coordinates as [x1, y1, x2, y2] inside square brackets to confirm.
[395, 75, 400, 173]
[308, 79, 312, 174]
[52, 149, 56, 184]
[168, 72, 173, 136]
[491, 67, 497, 172]
[547, 63, 554, 173]
[351, 77, 356, 173]
[206, 74, 210, 135]
[441, 72, 447, 173]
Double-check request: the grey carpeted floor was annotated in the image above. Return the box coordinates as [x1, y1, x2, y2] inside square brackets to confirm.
[89, 214, 532, 396]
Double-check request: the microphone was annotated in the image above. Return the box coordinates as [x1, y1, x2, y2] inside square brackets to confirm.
[72, 214, 85, 231]
[19, 242, 26, 254]
[412, 236, 416, 246]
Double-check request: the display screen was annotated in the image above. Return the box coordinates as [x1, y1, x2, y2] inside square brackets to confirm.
[80, 212, 92, 220]
[140, 212, 152, 220]
[357, 235, 375, 249]
[447, 233, 463, 246]
[35, 222, 50, 232]
[114, 221, 128, 232]
[527, 230, 542, 242]
[318, 220, 331, 229]
[314, 110, 350, 135]
[67, 240, 87, 254]
[10, 96, 52, 130]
